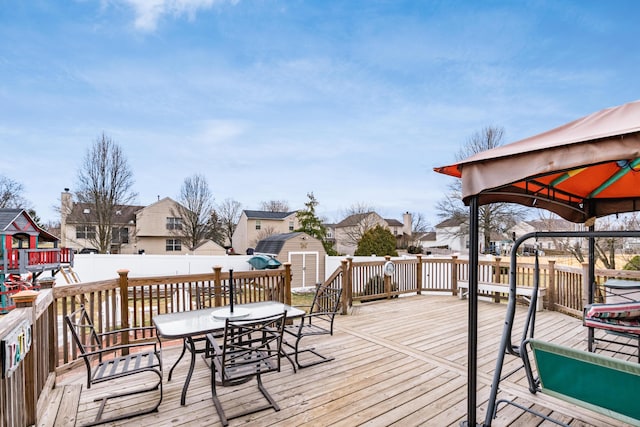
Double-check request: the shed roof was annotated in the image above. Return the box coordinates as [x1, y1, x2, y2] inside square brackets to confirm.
[255, 232, 304, 254]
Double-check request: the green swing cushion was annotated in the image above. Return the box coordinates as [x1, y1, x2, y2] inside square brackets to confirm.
[529, 339, 640, 425]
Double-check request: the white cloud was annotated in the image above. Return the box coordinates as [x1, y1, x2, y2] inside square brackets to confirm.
[119, 0, 236, 31]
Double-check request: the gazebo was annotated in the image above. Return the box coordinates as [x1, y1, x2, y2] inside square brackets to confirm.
[435, 99, 640, 426]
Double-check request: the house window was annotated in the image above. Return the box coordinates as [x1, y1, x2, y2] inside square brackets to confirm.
[76, 225, 96, 239]
[289, 220, 294, 231]
[111, 227, 129, 244]
[166, 217, 183, 230]
[255, 220, 261, 230]
[166, 239, 181, 251]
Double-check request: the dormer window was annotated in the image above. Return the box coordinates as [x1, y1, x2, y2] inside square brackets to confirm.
[83, 208, 90, 214]
[116, 210, 122, 215]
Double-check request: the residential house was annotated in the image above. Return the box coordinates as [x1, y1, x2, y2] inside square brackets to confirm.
[506, 218, 586, 255]
[231, 210, 299, 255]
[333, 211, 412, 255]
[60, 191, 225, 255]
[422, 217, 470, 254]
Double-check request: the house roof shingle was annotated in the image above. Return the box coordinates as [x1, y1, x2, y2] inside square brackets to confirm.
[244, 210, 297, 220]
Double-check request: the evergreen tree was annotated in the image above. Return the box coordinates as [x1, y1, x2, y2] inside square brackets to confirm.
[295, 192, 337, 255]
[355, 225, 398, 256]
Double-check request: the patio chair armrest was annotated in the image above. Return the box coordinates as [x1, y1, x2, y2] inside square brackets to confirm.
[82, 341, 160, 359]
[98, 326, 156, 338]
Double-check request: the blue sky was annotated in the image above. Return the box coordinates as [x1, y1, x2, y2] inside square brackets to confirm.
[2, 1, 639, 227]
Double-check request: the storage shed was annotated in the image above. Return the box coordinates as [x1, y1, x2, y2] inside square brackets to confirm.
[254, 232, 326, 288]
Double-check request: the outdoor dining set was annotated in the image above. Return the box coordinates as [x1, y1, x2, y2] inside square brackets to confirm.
[64, 281, 343, 426]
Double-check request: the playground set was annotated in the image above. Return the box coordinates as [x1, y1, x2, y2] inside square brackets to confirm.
[0, 209, 73, 314]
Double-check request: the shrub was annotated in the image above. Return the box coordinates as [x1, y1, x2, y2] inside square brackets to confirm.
[623, 256, 640, 271]
[364, 274, 398, 300]
[407, 245, 423, 254]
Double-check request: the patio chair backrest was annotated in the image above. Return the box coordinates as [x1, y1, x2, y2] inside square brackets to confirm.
[217, 311, 287, 384]
[64, 305, 103, 356]
[310, 283, 342, 319]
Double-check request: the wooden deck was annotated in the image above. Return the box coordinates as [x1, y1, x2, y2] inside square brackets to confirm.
[48, 295, 636, 427]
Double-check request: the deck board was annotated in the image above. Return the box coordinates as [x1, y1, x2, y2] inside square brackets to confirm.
[53, 295, 636, 426]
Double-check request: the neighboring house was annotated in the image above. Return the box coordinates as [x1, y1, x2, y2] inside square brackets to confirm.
[422, 217, 471, 254]
[505, 219, 586, 255]
[231, 210, 299, 255]
[333, 211, 412, 255]
[60, 190, 143, 254]
[415, 231, 437, 253]
[60, 191, 225, 255]
[134, 197, 225, 255]
[254, 232, 326, 288]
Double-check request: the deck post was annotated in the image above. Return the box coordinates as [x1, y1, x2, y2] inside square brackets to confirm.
[547, 260, 556, 310]
[117, 269, 130, 354]
[213, 266, 222, 307]
[451, 255, 458, 297]
[493, 257, 502, 303]
[384, 256, 391, 299]
[283, 262, 292, 305]
[416, 255, 422, 295]
[341, 258, 351, 315]
[581, 262, 590, 308]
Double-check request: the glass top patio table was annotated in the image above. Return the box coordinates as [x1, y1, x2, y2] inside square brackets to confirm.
[153, 301, 303, 338]
[153, 301, 305, 405]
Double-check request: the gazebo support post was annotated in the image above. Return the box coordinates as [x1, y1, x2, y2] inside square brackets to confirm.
[463, 196, 480, 426]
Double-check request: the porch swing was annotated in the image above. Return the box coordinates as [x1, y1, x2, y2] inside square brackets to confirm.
[488, 231, 640, 426]
[434, 98, 640, 426]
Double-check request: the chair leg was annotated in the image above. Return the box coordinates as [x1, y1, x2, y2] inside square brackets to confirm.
[290, 337, 335, 369]
[280, 341, 298, 373]
[210, 371, 280, 425]
[256, 374, 280, 411]
[84, 370, 163, 427]
[210, 365, 229, 426]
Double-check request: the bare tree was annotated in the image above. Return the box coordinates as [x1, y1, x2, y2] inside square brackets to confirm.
[173, 174, 215, 251]
[593, 214, 640, 269]
[411, 212, 431, 234]
[215, 198, 242, 248]
[436, 126, 526, 253]
[254, 225, 277, 247]
[538, 211, 640, 269]
[339, 202, 379, 247]
[0, 175, 29, 209]
[409, 212, 432, 246]
[75, 133, 137, 253]
[259, 200, 290, 212]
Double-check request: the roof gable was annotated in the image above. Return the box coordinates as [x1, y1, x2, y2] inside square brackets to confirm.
[0, 208, 58, 241]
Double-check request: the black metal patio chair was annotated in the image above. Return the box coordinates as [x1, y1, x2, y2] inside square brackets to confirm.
[205, 311, 287, 426]
[282, 282, 342, 371]
[64, 304, 163, 426]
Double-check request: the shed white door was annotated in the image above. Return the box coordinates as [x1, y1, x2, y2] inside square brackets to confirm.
[288, 251, 319, 288]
